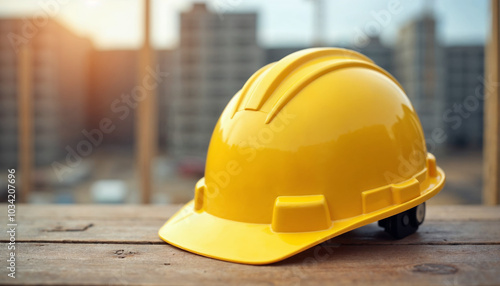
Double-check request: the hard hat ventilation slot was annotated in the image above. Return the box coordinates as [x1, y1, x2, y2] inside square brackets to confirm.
[426, 153, 438, 177]
[362, 178, 421, 214]
[271, 195, 332, 233]
[194, 178, 206, 211]
[391, 178, 420, 204]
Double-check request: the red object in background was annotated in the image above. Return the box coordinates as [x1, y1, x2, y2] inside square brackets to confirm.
[178, 158, 205, 178]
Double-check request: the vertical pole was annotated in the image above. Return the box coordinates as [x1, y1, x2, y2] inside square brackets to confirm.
[18, 44, 33, 203]
[136, 0, 156, 204]
[483, 0, 500, 205]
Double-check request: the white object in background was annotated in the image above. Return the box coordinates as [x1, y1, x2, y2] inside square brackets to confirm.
[91, 180, 128, 204]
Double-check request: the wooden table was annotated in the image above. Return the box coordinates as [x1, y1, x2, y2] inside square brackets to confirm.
[0, 205, 499, 285]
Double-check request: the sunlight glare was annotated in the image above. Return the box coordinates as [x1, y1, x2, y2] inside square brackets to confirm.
[84, 0, 102, 8]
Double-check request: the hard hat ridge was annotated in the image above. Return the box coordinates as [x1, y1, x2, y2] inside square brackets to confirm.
[232, 48, 403, 124]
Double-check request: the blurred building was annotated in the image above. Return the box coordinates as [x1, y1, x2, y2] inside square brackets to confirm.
[443, 45, 484, 148]
[265, 36, 392, 73]
[0, 19, 91, 168]
[357, 36, 393, 74]
[167, 3, 264, 162]
[88, 49, 172, 149]
[394, 12, 485, 151]
[265, 47, 307, 64]
[89, 50, 137, 147]
[156, 49, 174, 147]
[395, 13, 445, 152]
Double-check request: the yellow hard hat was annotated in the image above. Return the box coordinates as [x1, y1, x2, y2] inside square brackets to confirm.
[159, 48, 445, 265]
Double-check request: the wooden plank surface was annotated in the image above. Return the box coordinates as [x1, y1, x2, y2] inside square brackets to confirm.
[2, 217, 499, 245]
[0, 205, 499, 285]
[9, 204, 500, 221]
[3, 244, 499, 286]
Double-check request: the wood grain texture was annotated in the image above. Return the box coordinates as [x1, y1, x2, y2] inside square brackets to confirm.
[7, 204, 500, 221]
[0, 205, 498, 245]
[0, 205, 499, 285]
[0, 219, 498, 246]
[0, 243, 498, 285]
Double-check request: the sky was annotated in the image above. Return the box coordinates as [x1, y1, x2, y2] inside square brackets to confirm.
[0, 0, 490, 50]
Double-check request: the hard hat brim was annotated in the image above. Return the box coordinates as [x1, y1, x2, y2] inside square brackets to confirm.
[158, 167, 445, 265]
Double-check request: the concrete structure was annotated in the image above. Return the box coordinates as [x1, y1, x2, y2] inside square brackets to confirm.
[395, 13, 485, 151]
[88, 50, 137, 147]
[88, 49, 172, 149]
[395, 13, 445, 153]
[443, 45, 485, 148]
[357, 36, 393, 74]
[167, 3, 264, 161]
[156, 49, 174, 148]
[265, 37, 392, 73]
[265, 47, 307, 64]
[0, 19, 91, 168]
